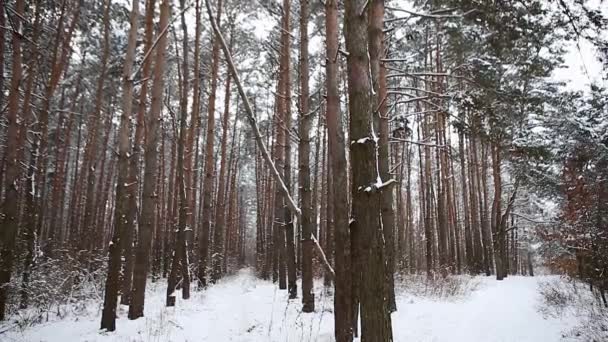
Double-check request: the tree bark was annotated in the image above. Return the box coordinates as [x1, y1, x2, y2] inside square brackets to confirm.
[280, 0, 297, 299]
[492, 143, 504, 280]
[128, 0, 169, 319]
[0, 0, 24, 321]
[370, 0, 397, 312]
[345, 0, 393, 339]
[100, 0, 139, 330]
[198, 0, 224, 289]
[212, 47, 233, 283]
[205, 0, 334, 279]
[81, 0, 112, 251]
[326, 0, 351, 338]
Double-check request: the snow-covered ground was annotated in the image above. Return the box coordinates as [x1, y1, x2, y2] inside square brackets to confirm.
[1, 270, 579, 342]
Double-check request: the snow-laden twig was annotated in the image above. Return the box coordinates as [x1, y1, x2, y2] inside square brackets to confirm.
[386, 6, 477, 19]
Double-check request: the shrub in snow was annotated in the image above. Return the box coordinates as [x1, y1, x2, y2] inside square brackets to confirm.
[538, 276, 608, 341]
[5, 249, 107, 329]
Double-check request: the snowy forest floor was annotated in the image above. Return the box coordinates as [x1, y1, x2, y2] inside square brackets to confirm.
[0, 269, 597, 342]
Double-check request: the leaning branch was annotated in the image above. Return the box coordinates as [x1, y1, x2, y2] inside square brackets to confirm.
[205, 0, 335, 279]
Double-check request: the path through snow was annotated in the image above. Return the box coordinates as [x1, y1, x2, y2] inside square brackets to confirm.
[2, 270, 576, 341]
[393, 276, 571, 342]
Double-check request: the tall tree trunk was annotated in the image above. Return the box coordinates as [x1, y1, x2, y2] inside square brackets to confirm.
[35, 1, 79, 247]
[492, 143, 505, 280]
[212, 60, 233, 283]
[326, 0, 351, 338]
[198, 0, 224, 289]
[345, 0, 393, 339]
[272, 28, 287, 290]
[81, 0, 111, 251]
[205, 0, 335, 281]
[68, 111, 85, 245]
[122, 0, 157, 305]
[167, 0, 194, 304]
[0, 0, 4, 112]
[100, 0, 139, 312]
[325, 160, 334, 289]
[371, 0, 397, 312]
[50, 73, 82, 245]
[94, 115, 115, 245]
[406, 143, 416, 273]
[281, 0, 297, 299]
[17, 4, 43, 309]
[100, 1, 139, 314]
[423, 103, 434, 276]
[468, 133, 483, 274]
[458, 119, 473, 273]
[187, 0, 202, 238]
[128, 0, 169, 319]
[0, 0, 24, 321]
[481, 142, 494, 275]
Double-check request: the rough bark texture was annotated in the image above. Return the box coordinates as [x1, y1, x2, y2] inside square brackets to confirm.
[280, 0, 297, 298]
[299, 0, 314, 312]
[128, 0, 169, 319]
[370, 0, 397, 313]
[122, 0, 156, 306]
[167, 0, 193, 305]
[101, 0, 139, 331]
[344, 0, 393, 340]
[492, 144, 504, 280]
[0, 0, 24, 321]
[199, 0, 223, 289]
[325, 0, 351, 338]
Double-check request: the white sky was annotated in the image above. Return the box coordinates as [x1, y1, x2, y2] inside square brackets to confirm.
[553, 37, 606, 91]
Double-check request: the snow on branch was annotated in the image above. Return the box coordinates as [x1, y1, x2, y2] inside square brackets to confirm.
[362, 178, 398, 194]
[385, 6, 477, 19]
[205, 0, 335, 280]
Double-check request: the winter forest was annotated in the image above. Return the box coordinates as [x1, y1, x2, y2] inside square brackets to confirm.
[0, 0, 607, 340]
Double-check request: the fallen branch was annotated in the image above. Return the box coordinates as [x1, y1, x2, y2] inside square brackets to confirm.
[205, 0, 335, 280]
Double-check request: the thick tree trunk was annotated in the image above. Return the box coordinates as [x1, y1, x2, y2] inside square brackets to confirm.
[122, 0, 156, 305]
[0, 0, 24, 321]
[325, 162, 334, 289]
[99, 0, 138, 317]
[370, 0, 397, 312]
[167, 0, 194, 304]
[0, 0, 4, 112]
[16, 5, 44, 310]
[128, 0, 169, 319]
[326, 0, 351, 338]
[345, 0, 393, 340]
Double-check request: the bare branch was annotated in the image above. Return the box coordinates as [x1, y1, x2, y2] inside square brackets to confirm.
[204, 0, 335, 279]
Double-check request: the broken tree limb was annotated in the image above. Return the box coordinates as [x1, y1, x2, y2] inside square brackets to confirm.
[204, 0, 335, 280]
